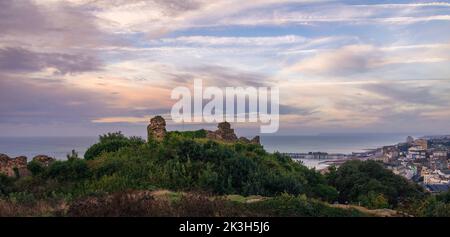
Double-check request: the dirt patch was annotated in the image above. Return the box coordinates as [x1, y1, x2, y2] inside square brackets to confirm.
[332, 204, 411, 217]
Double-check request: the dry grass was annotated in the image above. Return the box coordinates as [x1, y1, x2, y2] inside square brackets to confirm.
[66, 190, 247, 217]
[331, 204, 410, 217]
[0, 199, 67, 217]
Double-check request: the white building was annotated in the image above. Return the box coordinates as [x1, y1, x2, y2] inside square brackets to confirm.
[407, 146, 427, 160]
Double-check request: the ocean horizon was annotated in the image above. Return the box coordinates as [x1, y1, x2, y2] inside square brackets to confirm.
[0, 133, 424, 160]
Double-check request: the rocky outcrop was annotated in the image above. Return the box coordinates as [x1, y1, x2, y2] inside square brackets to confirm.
[238, 136, 260, 145]
[32, 155, 55, 167]
[251, 136, 260, 145]
[207, 122, 238, 142]
[148, 116, 167, 141]
[0, 154, 29, 177]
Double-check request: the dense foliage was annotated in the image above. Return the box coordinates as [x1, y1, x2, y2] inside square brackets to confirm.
[0, 175, 13, 197]
[85, 133, 337, 199]
[246, 193, 365, 217]
[84, 132, 145, 160]
[326, 160, 425, 209]
[2, 131, 450, 216]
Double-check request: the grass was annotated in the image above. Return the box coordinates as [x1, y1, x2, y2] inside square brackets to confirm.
[226, 194, 266, 203]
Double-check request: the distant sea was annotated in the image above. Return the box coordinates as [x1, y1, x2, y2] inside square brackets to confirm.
[261, 134, 420, 154]
[0, 134, 420, 160]
[0, 136, 98, 160]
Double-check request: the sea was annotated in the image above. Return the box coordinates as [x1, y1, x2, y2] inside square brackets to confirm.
[0, 134, 420, 168]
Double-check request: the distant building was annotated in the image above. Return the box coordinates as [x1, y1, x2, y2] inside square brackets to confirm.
[437, 170, 450, 178]
[382, 146, 400, 163]
[422, 167, 450, 186]
[306, 152, 328, 160]
[431, 150, 448, 159]
[429, 150, 448, 170]
[407, 146, 427, 160]
[285, 153, 306, 159]
[414, 139, 429, 150]
[424, 184, 450, 193]
[406, 136, 414, 144]
[392, 163, 417, 180]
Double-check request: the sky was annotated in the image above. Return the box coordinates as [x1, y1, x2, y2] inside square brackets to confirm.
[0, 0, 450, 137]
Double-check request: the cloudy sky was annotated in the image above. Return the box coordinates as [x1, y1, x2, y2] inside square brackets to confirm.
[1, 0, 450, 137]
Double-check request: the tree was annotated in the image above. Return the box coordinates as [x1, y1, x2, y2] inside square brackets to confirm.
[328, 160, 425, 208]
[0, 174, 13, 196]
[44, 159, 90, 182]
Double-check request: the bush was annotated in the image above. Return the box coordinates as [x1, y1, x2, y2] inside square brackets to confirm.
[327, 160, 425, 208]
[84, 132, 145, 160]
[358, 191, 390, 209]
[0, 174, 13, 196]
[44, 159, 90, 182]
[412, 191, 450, 217]
[27, 160, 45, 176]
[246, 193, 366, 217]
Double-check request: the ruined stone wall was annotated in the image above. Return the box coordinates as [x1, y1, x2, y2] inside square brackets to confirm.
[206, 122, 238, 142]
[206, 122, 260, 144]
[32, 155, 55, 167]
[147, 116, 167, 141]
[0, 154, 29, 177]
[147, 116, 261, 145]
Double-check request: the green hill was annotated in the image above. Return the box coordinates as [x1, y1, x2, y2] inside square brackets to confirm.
[0, 127, 447, 217]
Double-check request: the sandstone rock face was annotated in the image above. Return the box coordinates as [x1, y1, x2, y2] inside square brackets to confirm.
[207, 122, 238, 142]
[218, 121, 231, 130]
[205, 122, 261, 145]
[0, 154, 29, 177]
[237, 136, 260, 145]
[148, 116, 167, 141]
[32, 155, 56, 167]
[215, 122, 238, 142]
[251, 136, 261, 145]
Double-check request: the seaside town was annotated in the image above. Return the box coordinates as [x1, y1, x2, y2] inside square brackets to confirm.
[286, 135, 450, 193]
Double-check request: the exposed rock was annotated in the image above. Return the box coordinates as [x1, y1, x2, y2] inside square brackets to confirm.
[148, 116, 167, 141]
[218, 121, 231, 130]
[237, 136, 260, 145]
[0, 154, 29, 177]
[32, 155, 56, 167]
[206, 122, 238, 142]
[251, 136, 260, 145]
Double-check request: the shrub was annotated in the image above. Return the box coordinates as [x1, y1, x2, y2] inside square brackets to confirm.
[0, 174, 13, 196]
[44, 159, 90, 182]
[327, 160, 425, 208]
[84, 132, 145, 160]
[358, 191, 390, 209]
[246, 193, 366, 217]
[27, 160, 45, 176]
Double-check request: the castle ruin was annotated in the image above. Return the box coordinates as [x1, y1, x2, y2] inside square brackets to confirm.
[0, 154, 29, 177]
[147, 116, 260, 145]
